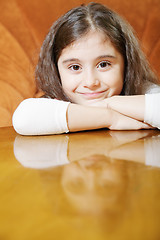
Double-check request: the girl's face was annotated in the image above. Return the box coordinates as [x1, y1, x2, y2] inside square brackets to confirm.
[58, 31, 124, 105]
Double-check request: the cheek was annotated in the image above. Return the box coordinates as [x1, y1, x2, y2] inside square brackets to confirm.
[58, 70, 71, 90]
[104, 69, 124, 95]
[113, 76, 124, 93]
[104, 72, 123, 88]
[61, 77, 78, 93]
[58, 64, 73, 92]
[112, 65, 124, 88]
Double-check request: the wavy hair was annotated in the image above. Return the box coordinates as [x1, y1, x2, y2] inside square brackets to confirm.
[35, 2, 159, 100]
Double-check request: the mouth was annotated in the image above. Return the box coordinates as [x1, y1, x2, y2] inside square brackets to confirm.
[77, 90, 107, 99]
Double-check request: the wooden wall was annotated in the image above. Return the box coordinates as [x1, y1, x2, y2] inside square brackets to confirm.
[0, 0, 160, 126]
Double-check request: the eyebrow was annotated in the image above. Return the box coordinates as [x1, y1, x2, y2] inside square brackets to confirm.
[62, 55, 116, 64]
[62, 58, 80, 64]
[96, 55, 116, 60]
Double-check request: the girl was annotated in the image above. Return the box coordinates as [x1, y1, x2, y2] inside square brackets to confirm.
[12, 2, 160, 135]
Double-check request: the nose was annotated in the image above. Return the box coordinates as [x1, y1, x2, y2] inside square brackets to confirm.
[83, 69, 100, 89]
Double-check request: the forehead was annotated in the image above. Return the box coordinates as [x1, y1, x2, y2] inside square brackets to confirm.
[59, 31, 119, 59]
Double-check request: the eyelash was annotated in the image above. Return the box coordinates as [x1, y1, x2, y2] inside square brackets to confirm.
[68, 61, 112, 72]
[97, 61, 111, 69]
[68, 64, 81, 71]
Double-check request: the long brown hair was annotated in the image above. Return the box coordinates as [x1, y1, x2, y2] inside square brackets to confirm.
[35, 2, 159, 100]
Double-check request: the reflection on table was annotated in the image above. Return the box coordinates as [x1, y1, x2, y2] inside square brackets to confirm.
[0, 127, 160, 240]
[14, 130, 160, 169]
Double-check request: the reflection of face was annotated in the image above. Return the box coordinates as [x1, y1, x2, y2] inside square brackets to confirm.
[58, 31, 124, 105]
[61, 156, 126, 214]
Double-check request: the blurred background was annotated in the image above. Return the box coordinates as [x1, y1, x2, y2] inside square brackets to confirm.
[0, 0, 160, 127]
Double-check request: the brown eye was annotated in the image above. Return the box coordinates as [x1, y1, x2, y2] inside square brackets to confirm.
[69, 65, 81, 71]
[97, 61, 111, 69]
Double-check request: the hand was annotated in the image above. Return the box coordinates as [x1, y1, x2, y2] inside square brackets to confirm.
[86, 95, 145, 122]
[109, 109, 153, 130]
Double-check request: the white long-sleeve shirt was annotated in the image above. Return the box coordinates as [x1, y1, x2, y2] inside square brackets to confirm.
[12, 98, 70, 135]
[144, 93, 160, 129]
[12, 83, 160, 135]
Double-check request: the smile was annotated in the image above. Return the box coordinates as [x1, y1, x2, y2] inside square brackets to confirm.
[77, 90, 107, 99]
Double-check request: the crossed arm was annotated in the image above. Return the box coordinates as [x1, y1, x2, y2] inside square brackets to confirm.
[13, 94, 157, 136]
[67, 95, 151, 132]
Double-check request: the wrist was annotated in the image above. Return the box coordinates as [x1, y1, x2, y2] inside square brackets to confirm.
[67, 103, 112, 132]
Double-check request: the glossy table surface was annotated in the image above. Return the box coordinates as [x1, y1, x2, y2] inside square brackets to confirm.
[0, 127, 160, 240]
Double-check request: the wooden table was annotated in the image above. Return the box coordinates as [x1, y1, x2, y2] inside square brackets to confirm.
[0, 127, 160, 240]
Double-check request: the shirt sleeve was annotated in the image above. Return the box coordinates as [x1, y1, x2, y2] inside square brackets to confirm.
[12, 98, 70, 135]
[144, 93, 160, 129]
